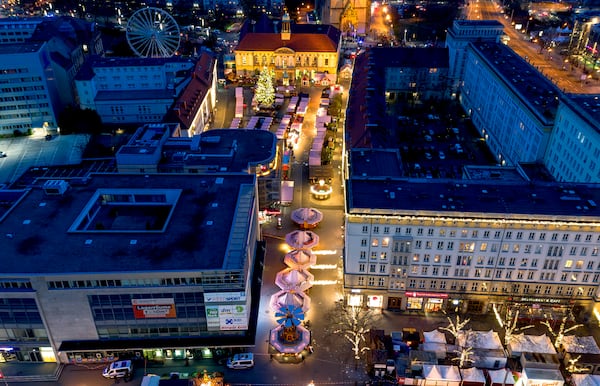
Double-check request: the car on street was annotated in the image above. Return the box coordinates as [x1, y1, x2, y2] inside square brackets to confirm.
[0, 151, 6, 157]
[438, 151, 446, 160]
[425, 152, 432, 160]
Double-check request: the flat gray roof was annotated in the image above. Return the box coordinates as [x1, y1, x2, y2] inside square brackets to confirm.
[350, 149, 404, 178]
[0, 173, 256, 274]
[348, 178, 600, 220]
[561, 94, 600, 134]
[0, 42, 43, 54]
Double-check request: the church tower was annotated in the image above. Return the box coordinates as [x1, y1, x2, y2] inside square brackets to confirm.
[281, 12, 291, 41]
[321, 0, 370, 35]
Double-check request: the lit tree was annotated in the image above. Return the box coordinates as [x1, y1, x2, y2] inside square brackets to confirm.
[440, 313, 470, 342]
[566, 355, 590, 373]
[541, 310, 583, 349]
[254, 67, 275, 107]
[325, 300, 379, 370]
[494, 304, 534, 346]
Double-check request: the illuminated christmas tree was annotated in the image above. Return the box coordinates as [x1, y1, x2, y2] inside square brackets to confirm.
[255, 67, 275, 107]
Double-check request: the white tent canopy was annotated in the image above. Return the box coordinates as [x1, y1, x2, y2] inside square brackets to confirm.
[561, 335, 600, 354]
[423, 365, 461, 381]
[508, 334, 557, 356]
[457, 330, 503, 350]
[487, 368, 516, 386]
[461, 367, 486, 384]
[425, 330, 447, 343]
[571, 374, 600, 386]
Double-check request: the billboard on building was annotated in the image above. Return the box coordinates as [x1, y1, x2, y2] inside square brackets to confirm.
[132, 298, 176, 319]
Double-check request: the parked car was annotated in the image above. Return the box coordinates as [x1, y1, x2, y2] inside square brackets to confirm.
[424, 152, 432, 160]
[102, 360, 133, 379]
[439, 151, 446, 160]
[424, 135, 432, 142]
[0, 151, 6, 158]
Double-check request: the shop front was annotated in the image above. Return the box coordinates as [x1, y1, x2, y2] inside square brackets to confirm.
[405, 292, 448, 312]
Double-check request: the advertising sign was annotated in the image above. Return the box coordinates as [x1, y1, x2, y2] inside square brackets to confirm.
[132, 298, 176, 319]
[203, 292, 246, 303]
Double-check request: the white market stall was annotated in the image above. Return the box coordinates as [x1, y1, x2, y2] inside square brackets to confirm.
[422, 365, 461, 386]
[486, 368, 516, 386]
[461, 367, 486, 386]
[507, 334, 557, 357]
[422, 330, 447, 359]
[520, 368, 564, 386]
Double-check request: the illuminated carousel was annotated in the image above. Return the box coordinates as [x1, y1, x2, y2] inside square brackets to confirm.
[268, 305, 312, 363]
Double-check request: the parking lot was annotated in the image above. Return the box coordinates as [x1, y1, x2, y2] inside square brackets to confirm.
[395, 108, 497, 178]
[0, 134, 90, 186]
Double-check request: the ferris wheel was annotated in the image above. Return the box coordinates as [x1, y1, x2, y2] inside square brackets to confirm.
[126, 7, 180, 58]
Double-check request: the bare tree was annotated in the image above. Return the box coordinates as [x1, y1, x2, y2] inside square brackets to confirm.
[494, 305, 534, 346]
[541, 311, 583, 349]
[326, 300, 379, 369]
[440, 313, 470, 343]
[451, 329, 475, 369]
[566, 355, 590, 374]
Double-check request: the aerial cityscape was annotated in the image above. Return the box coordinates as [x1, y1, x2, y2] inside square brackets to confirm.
[1, 0, 600, 385]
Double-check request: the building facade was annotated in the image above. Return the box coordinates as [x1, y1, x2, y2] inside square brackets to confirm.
[320, 0, 370, 35]
[544, 94, 600, 183]
[74, 56, 196, 124]
[344, 150, 600, 320]
[445, 20, 504, 97]
[234, 14, 341, 84]
[460, 42, 559, 166]
[0, 173, 262, 364]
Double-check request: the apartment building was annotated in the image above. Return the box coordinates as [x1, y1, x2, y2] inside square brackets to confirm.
[344, 149, 600, 319]
[0, 173, 262, 364]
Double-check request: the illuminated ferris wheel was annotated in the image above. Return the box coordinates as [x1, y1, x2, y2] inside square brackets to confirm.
[126, 7, 180, 58]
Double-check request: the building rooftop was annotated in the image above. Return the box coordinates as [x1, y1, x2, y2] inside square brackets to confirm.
[470, 42, 560, 126]
[348, 178, 600, 220]
[371, 47, 449, 68]
[160, 129, 277, 172]
[561, 94, 600, 134]
[350, 149, 404, 178]
[0, 173, 256, 274]
[0, 42, 43, 54]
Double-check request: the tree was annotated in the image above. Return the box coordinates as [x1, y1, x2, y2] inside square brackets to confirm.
[439, 313, 470, 343]
[328, 94, 343, 118]
[325, 300, 379, 370]
[493, 304, 534, 346]
[254, 67, 275, 107]
[541, 310, 583, 349]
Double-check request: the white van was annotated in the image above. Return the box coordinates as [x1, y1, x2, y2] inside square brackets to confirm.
[141, 374, 160, 386]
[226, 353, 254, 369]
[102, 360, 133, 379]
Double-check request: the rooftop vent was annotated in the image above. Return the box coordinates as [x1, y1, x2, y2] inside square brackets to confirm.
[43, 180, 69, 196]
[130, 240, 137, 245]
[85, 239, 93, 245]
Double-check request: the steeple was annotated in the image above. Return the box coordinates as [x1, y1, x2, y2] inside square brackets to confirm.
[281, 12, 291, 41]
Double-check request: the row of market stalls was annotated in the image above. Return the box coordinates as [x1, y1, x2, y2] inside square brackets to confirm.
[393, 328, 600, 386]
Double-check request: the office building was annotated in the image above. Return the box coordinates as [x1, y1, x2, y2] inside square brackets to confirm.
[445, 20, 504, 96]
[344, 149, 600, 318]
[460, 41, 560, 166]
[74, 56, 196, 124]
[0, 16, 101, 134]
[0, 172, 262, 364]
[544, 94, 600, 183]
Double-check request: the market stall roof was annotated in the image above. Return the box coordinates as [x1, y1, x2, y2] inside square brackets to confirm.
[423, 365, 461, 381]
[561, 335, 600, 354]
[425, 330, 447, 343]
[461, 367, 486, 384]
[508, 334, 557, 356]
[487, 369, 516, 386]
[457, 330, 503, 350]
[571, 374, 600, 386]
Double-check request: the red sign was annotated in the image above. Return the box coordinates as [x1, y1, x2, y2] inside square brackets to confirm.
[132, 299, 177, 319]
[405, 292, 449, 298]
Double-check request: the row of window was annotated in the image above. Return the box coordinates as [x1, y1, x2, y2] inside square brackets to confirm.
[359, 275, 597, 297]
[48, 273, 244, 290]
[1, 85, 44, 92]
[358, 225, 599, 243]
[0, 76, 42, 84]
[98, 325, 206, 339]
